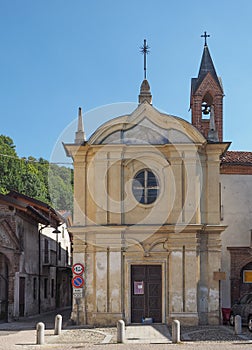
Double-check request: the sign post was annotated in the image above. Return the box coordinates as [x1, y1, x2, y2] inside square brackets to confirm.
[72, 263, 85, 324]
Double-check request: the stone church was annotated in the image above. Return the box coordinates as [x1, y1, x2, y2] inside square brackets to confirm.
[64, 37, 252, 326]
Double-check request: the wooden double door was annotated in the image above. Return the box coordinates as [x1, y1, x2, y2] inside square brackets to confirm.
[131, 265, 162, 323]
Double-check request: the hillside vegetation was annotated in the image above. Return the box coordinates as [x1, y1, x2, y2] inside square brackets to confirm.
[0, 135, 73, 211]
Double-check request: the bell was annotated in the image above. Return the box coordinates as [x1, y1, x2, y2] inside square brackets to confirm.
[202, 104, 210, 115]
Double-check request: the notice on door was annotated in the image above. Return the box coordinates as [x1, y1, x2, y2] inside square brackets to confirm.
[134, 281, 144, 295]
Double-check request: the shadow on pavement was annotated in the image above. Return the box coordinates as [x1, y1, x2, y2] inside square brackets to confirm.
[0, 306, 72, 331]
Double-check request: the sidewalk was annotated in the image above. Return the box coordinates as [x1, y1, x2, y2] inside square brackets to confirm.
[0, 307, 72, 331]
[125, 324, 171, 343]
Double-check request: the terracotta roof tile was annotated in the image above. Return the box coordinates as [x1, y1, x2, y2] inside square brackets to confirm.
[221, 151, 252, 165]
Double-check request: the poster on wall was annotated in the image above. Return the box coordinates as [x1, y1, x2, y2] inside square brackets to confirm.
[243, 270, 252, 283]
[134, 281, 144, 295]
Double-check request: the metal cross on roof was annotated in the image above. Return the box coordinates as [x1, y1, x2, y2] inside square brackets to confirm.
[140, 39, 150, 80]
[201, 31, 210, 46]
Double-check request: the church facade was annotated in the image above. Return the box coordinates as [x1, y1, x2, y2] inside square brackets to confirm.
[65, 38, 252, 326]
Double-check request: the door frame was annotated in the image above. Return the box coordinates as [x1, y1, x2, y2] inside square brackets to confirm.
[131, 264, 162, 323]
[124, 258, 167, 324]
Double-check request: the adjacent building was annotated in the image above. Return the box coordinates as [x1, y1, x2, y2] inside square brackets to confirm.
[220, 153, 252, 306]
[0, 191, 72, 321]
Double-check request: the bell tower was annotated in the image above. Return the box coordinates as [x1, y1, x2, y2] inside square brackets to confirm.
[190, 32, 224, 142]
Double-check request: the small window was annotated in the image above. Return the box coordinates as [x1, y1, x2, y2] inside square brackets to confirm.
[132, 169, 159, 204]
[58, 242, 61, 261]
[51, 279, 54, 298]
[66, 246, 69, 265]
[44, 239, 49, 264]
[33, 278, 37, 300]
[44, 278, 48, 299]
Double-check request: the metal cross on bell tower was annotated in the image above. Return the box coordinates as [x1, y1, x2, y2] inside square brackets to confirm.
[201, 31, 210, 46]
[140, 39, 150, 80]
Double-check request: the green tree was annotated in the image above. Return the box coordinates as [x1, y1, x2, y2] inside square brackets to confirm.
[48, 164, 73, 210]
[0, 135, 73, 211]
[0, 135, 22, 193]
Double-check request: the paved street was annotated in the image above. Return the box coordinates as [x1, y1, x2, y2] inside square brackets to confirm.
[1, 308, 252, 349]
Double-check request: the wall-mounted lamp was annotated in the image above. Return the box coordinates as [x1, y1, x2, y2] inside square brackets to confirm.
[52, 228, 61, 234]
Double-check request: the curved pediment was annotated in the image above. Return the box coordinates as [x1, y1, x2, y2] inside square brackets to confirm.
[89, 102, 206, 145]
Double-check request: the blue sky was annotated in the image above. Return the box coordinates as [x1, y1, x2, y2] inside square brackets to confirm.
[1, 0, 252, 162]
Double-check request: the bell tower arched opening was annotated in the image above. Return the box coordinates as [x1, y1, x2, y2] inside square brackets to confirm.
[201, 92, 213, 119]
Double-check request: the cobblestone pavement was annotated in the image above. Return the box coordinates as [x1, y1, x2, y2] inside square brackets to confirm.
[1, 308, 252, 349]
[1, 326, 252, 350]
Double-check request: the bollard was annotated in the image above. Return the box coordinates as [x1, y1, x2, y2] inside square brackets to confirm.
[54, 314, 62, 335]
[234, 315, 242, 335]
[36, 322, 45, 345]
[117, 319, 125, 343]
[172, 319, 181, 343]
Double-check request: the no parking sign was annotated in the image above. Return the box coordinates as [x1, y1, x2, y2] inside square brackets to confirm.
[72, 275, 85, 288]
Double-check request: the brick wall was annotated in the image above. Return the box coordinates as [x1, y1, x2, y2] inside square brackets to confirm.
[221, 165, 252, 175]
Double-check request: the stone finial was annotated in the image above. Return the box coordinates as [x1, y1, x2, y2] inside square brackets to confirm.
[138, 79, 152, 104]
[75, 107, 86, 144]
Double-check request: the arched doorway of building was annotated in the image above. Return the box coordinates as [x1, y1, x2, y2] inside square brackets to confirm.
[0, 253, 9, 322]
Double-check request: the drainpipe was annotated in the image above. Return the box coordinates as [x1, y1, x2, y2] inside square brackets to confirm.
[52, 228, 61, 308]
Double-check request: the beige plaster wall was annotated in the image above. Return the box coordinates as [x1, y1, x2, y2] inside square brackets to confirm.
[71, 143, 224, 228]
[66, 108, 227, 326]
[220, 174, 252, 307]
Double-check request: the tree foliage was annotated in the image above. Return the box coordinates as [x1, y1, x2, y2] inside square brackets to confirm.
[0, 135, 73, 211]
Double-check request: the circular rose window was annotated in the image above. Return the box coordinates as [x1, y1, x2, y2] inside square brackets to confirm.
[132, 169, 159, 204]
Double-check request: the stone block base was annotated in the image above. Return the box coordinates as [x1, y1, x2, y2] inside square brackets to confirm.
[89, 312, 124, 326]
[168, 313, 199, 326]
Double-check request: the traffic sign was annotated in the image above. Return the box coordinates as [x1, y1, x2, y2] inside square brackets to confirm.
[73, 288, 83, 298]
[72, 263, 85, 275]
[72, 275, 84, 288]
